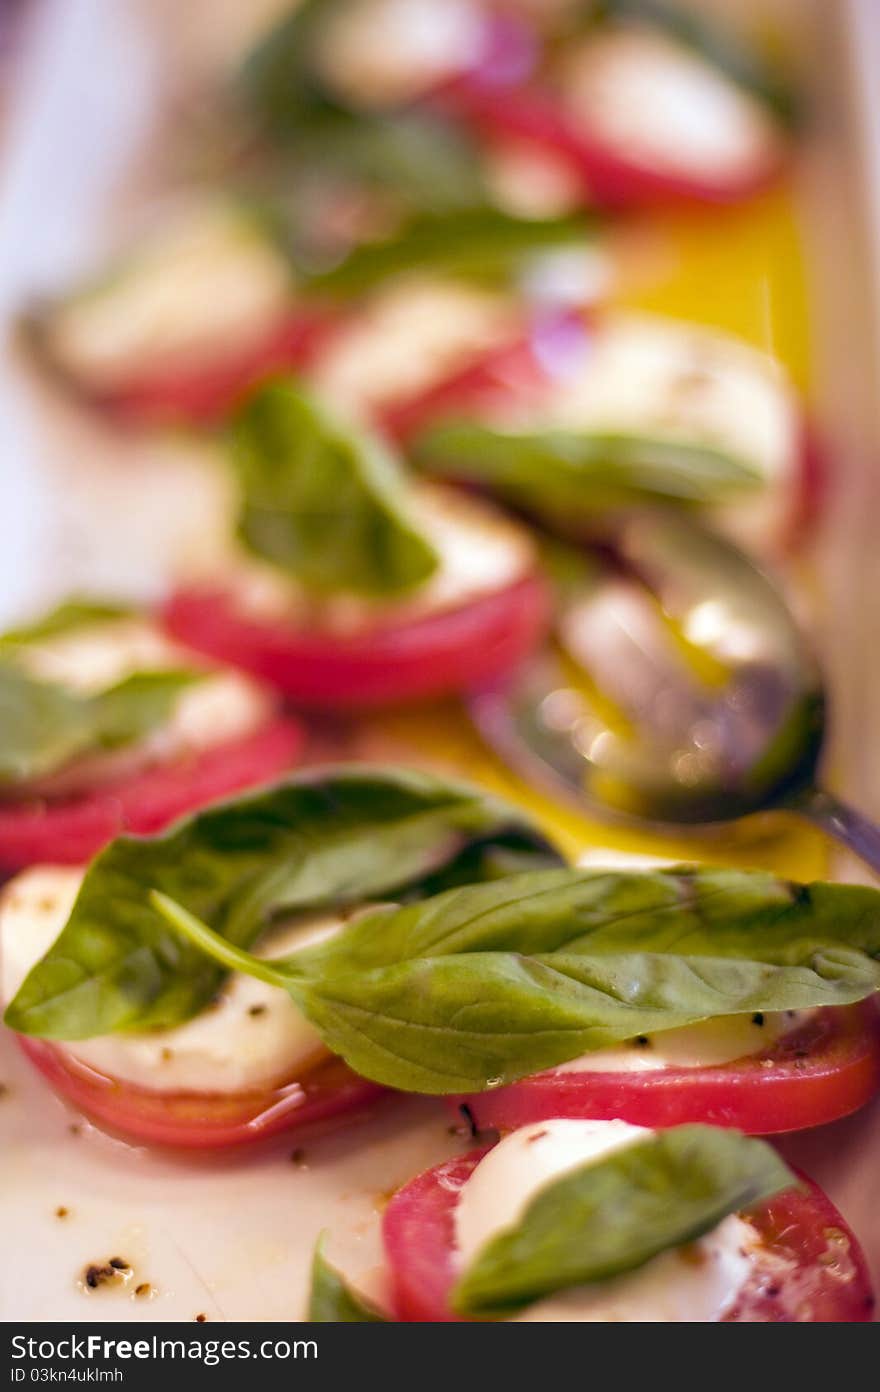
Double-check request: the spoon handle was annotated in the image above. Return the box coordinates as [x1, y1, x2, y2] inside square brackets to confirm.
[791, 786, 880, 878]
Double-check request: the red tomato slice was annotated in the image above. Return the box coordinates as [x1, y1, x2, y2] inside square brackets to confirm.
[382, 1146, 875, 1322]
[17, 1036, 384, 1150]
[450, 1004, 880, 1137]
[162, 573, 550, 710]
[0, 716, 304, 872]
[95, 309, 338, 427]
[445, 81, 785, 208]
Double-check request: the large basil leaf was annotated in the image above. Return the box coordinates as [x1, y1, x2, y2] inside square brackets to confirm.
[308, 1238, 388, 1323]
[310, 208, 596, 298]
[452, 1125, 794, 1317]
[0, 665, 200, 790]
[0, 599, 136, 649]
[232, 380, 438, 595]
[152, 866, 880, 1093]
[584, 1, 798, 123]
[5, 767, 560, 1039]
[413, 421, 762, 520]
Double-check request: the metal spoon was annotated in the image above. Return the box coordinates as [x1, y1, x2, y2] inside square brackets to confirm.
[469, 512, 880, 874]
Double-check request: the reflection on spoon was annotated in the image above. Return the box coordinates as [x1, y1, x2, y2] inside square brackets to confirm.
[470, 513, 880, 875]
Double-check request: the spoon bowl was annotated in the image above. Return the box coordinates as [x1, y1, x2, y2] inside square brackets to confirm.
[470, 513, 880, 873]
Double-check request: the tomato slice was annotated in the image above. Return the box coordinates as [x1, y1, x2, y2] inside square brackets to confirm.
[162, 574, 550, 710]
[0, 716, 304, 872]
[445, 78, 784, 209]
[382, 1146, 875, 1322]
[95, 309, 337, 427]
[451, 1004, 880, 1137]
[17, 1036, 384, 1150]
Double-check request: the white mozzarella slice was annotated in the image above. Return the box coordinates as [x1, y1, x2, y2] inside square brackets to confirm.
[504, 311, 798, 549]
[0, 866, 339, 1095]
[227, 481, 535, 635]
[8, 619, 272, 797]
[311, 276, 520, 417]
[42, 202, 293, 390]
[454, 1118, 755, 1322]
[311, 0, 484, 109]
[554, 1010, 818, 1074]
[521, 313, 797, 487]
[558, 29, 783, 186]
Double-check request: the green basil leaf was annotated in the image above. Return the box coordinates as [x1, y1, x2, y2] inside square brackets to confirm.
[153, 866, 880, 1094]
[239, 0, 345, 138]
[414, 421, 762, 520]
[238, 0, 489, 221]
[0, 664, 200, 790]
[0, 599, 136, 649]
[452, 1125, 794, 1316]
[584, 1, 798, 123]
[289, 110, 488, 221]
[309, 208, 597, 298]
[5, 766, 560, 1039]
[308, 1237, 388, 1322]
[232, 380, 439, 595]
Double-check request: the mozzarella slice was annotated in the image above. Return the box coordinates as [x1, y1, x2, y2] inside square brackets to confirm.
[312, 276, 521, 418]
[311, 0, 484, 109]
[42, 201, 294, 390]
[554, 1010, 817, 1074]
[7, 618, 272, 797]
[226, 480, 536, 635]
[558, 28, 783, 186]
[517, 313, 796, 487]
[454, 1118, 755, 1322]
[0, 866, 339, 1095]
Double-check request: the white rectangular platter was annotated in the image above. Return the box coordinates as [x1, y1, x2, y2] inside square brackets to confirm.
[2, 0, 880, 1323]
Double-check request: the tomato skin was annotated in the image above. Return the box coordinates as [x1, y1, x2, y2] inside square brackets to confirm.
[162, 573, 551, 710]
[0, 716, 304, 872]
[726, 1180, 876, 1323]
[451, 1004, 880, 1137]
[94, 309, 337, 427]
[17, 1036, 385, 1151]
[445, 83, 785, 209]
[382, 1147, 874, 1322]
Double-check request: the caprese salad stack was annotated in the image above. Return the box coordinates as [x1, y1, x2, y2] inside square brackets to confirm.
[440, 0, 796, 210]
[0, 599, 304, 869]
[162, 378, 551, 708]
[2, 772, 878, 1320]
